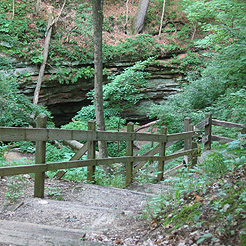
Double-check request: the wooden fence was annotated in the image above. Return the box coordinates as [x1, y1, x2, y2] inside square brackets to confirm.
[195, 112, 246, 150]
[0, 114, 200, 198]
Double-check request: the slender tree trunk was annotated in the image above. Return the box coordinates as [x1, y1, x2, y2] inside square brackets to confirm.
[92, 0, 108, 159]
[158, 0, 166, 38]
[36, 0, 41, 13]
[124, 0, 129, 28]
[12, 0, 15, 20]
[33, 11, 53, 105]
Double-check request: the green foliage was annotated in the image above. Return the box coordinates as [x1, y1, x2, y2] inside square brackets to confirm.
[211, 89, 246, 125]
[94, 166, 125, 188]
[72, 105, 126, 131]
[149, 0, 245, 132]
[199, 151, 230, 179]
[70, 59, 153, 133]
[62, 167, 87, 182]
[74, 3, 93, 38]
[102, 58, 152, 110]
[103, 16, 115, 33]
[4, 176, 24, 200]
[135, 162, 159, 184]
[165, 51, 204, 75]
[45, 143, 74, 163]
[107, 141, 127, 157]
[103, 35, 161, 60]
[182, 0, 246, 86]
[16, 141, 35, 154]
[143, 137, 246, 244]
[52, 66, 94, 84]
[0, 75, 51, 127]
[0, 1, 36, 62]
[48, 39, 93, 65]
[182, 0, 246, 47]
[148, 92, 204, 133]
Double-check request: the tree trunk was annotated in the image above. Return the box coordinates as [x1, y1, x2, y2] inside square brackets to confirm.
[33, 10, 53, 105]
[12, 0, 15, 20]
[131, 0, 150, 34]
[158, 0, 166, 38]
[92, 0, 108, 159]
[36, 0, 41, 13]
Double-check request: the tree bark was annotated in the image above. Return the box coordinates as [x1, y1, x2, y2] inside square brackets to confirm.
[92, 0, 108, 159]
[124, 0, 129, 29]
[12, 0, 15, 20]
[33, 10, 53, 105]
[131, 0, 150, 34]
[158, 0, 166, 38]
[35, 0, 41, 13]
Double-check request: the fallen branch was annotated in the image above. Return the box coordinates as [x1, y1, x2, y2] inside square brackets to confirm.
[135, 120, 158, 132]
[63, 140, 84, 151]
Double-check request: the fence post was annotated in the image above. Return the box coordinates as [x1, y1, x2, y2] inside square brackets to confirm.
[126, 122, 134, 186]
[241, 126, 246, 135]
[184, 117, 191, 166]
[157, 126, 167, 182]
[34, 113, 47, 198]
[87, 120, 96, 183]
[189, 124, 198, 167]
[205, 112, 212, 150]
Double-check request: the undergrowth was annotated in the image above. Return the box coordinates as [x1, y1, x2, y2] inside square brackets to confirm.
[143, 137, 246, 245]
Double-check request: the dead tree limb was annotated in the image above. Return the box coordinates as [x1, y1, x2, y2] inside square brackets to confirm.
[33, 1, 66, 107]
[12, 0, 15, 20]
[135, 120, 158, 132]
[63, 140, 84, 151]
[191, 22, 197, 40]
[124, 0, 129, 28]
[158, 0, 166, 38]
[33, 10, 53, 105]
[35, 0, 41, 13]
[45, 0, 66, 37]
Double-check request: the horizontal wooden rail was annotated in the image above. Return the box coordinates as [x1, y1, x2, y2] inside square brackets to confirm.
[167, 131, 199, 142]
[195, 118, 210, 129]
[133, 140, 182, 174]
[212, 119, 245, 129]
[134, 147, 187, 174]
[165, 149, 196, 161]
[0, 127, 199, 143]
[0, 127, 167, 142]
[211, 135, 236, 143]
[0, 149, 197, 177]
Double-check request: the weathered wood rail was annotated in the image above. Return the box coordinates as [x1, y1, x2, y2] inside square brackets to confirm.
[0, 114, 199, 198]
[195, 112, 246, 150]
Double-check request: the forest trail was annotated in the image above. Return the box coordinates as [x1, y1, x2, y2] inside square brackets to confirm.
[0, 176, 173, 246]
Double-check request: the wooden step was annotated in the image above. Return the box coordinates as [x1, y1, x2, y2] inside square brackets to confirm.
[0, 220, 106, 246]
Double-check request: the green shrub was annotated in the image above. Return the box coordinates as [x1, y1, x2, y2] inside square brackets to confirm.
[212, 89, 246, 125]
[45, 143, 74, 163]
[68, 58, 153, 132]
[0, 75, 51, 127]
[104, 35, 161, 60]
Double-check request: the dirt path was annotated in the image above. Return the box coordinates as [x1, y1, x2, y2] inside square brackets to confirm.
[0, 176, 172, 245]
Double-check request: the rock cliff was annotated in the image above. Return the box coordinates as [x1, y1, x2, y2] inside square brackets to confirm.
[5, 57, 183, 126]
